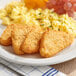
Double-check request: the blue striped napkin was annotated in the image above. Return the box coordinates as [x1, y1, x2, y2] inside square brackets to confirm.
[0, 58, 66, 76]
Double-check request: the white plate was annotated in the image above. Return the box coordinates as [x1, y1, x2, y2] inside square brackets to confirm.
[0, 0, 76, 66]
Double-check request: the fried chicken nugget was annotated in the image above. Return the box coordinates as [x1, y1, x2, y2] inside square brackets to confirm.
[0, 25, 13, 46]
[21, 26, 43, 54]
[12, 24, 33, 55]
[40, 29, 74, 58]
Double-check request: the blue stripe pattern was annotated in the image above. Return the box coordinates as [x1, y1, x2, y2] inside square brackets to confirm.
[52, 71, 59, 76]
[47, 69, 57, 76]
[42, 68, 59, 76]
[42, 68, 54, 76]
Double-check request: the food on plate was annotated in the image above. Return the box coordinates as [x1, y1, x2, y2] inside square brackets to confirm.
[0, 1, 76, 58]
[40, 29, 74, 58]
[23, 0, 76, 17]
[0, 24, 74, 57]
[0, 2, 27, 25]
[23, 0, 47, 9]
[21, 25, 43, 54]
[0, 2, 76, 36]
[12, 24, 33, 55]
[23, 0, 48, 9]
[46, 0, 76, 17]
[0, 25, 13, 46]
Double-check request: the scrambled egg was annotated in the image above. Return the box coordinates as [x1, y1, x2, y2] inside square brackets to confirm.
[0, 2, 76, 36]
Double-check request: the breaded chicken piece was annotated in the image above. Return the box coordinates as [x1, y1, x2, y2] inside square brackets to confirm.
[21, 26, 43, 54]
[12, 24, 33, 55]
[0, 25, 13, 46]
[40, 29, 74, 58]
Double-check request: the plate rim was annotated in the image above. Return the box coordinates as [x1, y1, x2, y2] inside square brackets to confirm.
[0, 0, 76, 66]
[0, 46, 76, 66]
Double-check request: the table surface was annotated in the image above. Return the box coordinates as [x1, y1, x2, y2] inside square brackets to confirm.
[52, 58, 76, 76]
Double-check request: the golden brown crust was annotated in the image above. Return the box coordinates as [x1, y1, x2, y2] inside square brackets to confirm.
[21, 26, 43, 54]
[11, 24, 33, 55]
[40, 29, 74, 58]
[0, 23, 74, 57]
[0, 24, 13, 46]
